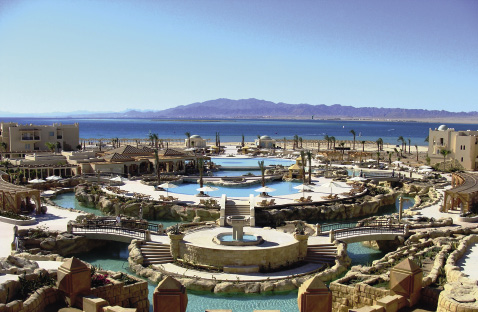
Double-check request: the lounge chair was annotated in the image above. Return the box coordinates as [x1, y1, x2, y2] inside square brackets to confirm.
[267, 199, 275, 206]
[305, 196, 312, 202]
[167, 196, 178, 201]
[258, 199, 268, 207]
[294, 197, 305, 203]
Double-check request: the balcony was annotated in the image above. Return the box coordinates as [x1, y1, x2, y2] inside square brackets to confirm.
[21, 136, 40, 141]
[57, 136, 63, 139]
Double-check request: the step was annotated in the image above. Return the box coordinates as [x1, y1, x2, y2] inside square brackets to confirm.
[140, 246, 171, 251]
[141, 242, 170, 246]
[144, 256, 174, 261]
[143, 260, 174, 265]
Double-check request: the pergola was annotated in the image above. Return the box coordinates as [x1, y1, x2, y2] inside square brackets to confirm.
[0, 172, 41, 214]
[443, 172, 478, 214]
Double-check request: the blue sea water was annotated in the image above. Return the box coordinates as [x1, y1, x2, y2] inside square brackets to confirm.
[3, 117, 477, 146]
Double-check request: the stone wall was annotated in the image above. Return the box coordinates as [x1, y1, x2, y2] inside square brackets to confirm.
[330, 276, 391, 312]
[255, 192, 398, 226]
[0, 282, 62, 312]
[89, 276, 149, 312]
[128, 240, 351, 294]
[437, 234, 478, 312]
[75, 186, 220, 222]
[179, 240, 300, 270]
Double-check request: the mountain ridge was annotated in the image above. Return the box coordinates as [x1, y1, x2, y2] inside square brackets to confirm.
[4, 98, 477, 120]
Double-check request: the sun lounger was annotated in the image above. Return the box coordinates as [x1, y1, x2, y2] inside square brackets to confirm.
[305, 196, 312, 202]
[267, 199, 275, 206]
[294, 197, 305, 203]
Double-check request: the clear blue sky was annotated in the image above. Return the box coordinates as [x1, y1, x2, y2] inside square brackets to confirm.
[0, 0, 477, 114]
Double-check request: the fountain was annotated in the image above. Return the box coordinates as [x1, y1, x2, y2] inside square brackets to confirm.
[213, 215, 263, 246]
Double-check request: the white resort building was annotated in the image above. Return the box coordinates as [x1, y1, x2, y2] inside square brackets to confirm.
[255, 135, 276, 149]
[185, 134, 207, 148]
[428, 124, 478, 170]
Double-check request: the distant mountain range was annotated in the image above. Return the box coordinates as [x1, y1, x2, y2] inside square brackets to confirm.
[4, 98, 478, 120]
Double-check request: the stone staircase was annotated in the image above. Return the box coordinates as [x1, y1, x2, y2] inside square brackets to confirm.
[139, 241, 174, 266]
[225, 201, 250, 218]
[305, 244, 337, 265]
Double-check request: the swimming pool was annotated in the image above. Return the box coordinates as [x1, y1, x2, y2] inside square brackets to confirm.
[212, 157, 295, 167]
[172, 180, 302, 197]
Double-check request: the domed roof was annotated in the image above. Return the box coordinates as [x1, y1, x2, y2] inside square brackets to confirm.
[437, 125, 448, 131]
[190, 135, 202, 139]
[260, 135, 272, 140]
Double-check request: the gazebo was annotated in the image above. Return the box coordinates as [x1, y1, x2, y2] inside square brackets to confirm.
[442, 172, 478, 214]
[0, 171, 41, 214]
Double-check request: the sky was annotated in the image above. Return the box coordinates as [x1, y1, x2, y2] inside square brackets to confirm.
[0, 0, 477, 114]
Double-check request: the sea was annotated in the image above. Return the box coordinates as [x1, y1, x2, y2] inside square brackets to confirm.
[2, 117, 478, 146]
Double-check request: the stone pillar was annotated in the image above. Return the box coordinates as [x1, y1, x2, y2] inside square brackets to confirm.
[390, 258, 423, 307]
[315, 223, 321, 236]
[168, 233, 184, 260]
[399, 197, 403, 222]
[67, 221, 73, 234]
[294, 233, 309, 260]
[57, 257, 91, 308]
[145, 230, 152, 242]
[153, 276, 188, 312]
[249, 194, 256, 227]
[297, 275, 332, 312]
[329, 230, 335, 243]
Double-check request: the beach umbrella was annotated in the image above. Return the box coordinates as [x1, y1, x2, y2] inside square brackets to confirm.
[45, 175, 62, 181]
[349, 176, 367, 182]
[419, 165, 432, 169]
[392, 161, 403, 165]
[294, 184, 313, 196]
[197, 186, 219, 196]
[29, 178, 46, 184]
[255, 186, 276, 197]
[366, 159, 376, 162]
[321, 181, 341, 194]
[159, 182, 178, 196]
[110, 176, 128, 182]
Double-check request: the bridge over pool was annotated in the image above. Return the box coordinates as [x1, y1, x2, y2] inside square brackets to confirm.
[318, 220, 408, 243]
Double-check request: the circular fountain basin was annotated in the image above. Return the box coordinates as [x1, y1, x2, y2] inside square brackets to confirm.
[213, 232, 263, 246]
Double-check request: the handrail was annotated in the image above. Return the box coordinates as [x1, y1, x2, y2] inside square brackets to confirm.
[333, 224, 405, 239]
[72, 224, 146, 240]
[83, 218, 160, 233]
[319, 220, 393, 234]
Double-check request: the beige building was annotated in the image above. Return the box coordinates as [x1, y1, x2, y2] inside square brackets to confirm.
[428, 125, 478, 171]
[0, 122, 80, 156]
[185, 135, 207, 148]
[255, 135, 276, 149]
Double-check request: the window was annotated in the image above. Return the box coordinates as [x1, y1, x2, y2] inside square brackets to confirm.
[440, 138, 444, 145]
[25, 144, 30, 149]
[461, 157, 464, 162]
[49, 131, 54, 136]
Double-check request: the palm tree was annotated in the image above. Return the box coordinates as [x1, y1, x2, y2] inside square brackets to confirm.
[397, 136, 405, 156]
[185, 132, 191, 148]
[408, 138, 411, 154]
[361, 140, 366, 152]
[300, 151, 306, 183]
[387, 151, 393, 165]
[299, 137, 303, 148]
[258, 160, 266, 196]
[198, 158, 204, 195]
[45, 142, 56, 153]
[415, 144, 419, 162]
[376, 151, 380, 167]
[324, 135, 330, 150]
[307, 150, 313, 184]
[376, 138, 383, 151]
[440, 149, 451, 171]
[154, 150, 161, 184]
[316, 140, 320, 152]
[0, 142, 7, 161]
[339, 142, 345, 160]
[330, 136, 336, 150]
[350, 130, 356, 150]
[283, 137, 287, 150]
[425, 136, 429, 143]
[293, 134, 299, 150]
[241, 134, 245, 148]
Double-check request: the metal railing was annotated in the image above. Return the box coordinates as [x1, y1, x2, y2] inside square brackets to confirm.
[333, 224, 404, 239]
[71, 218, 162, 237]
[72, 223, 146, 240]
[319, 220, 396, 234]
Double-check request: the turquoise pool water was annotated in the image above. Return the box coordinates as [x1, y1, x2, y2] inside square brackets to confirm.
[75, 241, 298, 312]
[212, 157, 295, 167]
[214, 170, 260, 177]
[173, 180, 301, 197]
[51, 193, 181, 228]
[220, 234, 258, 242]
